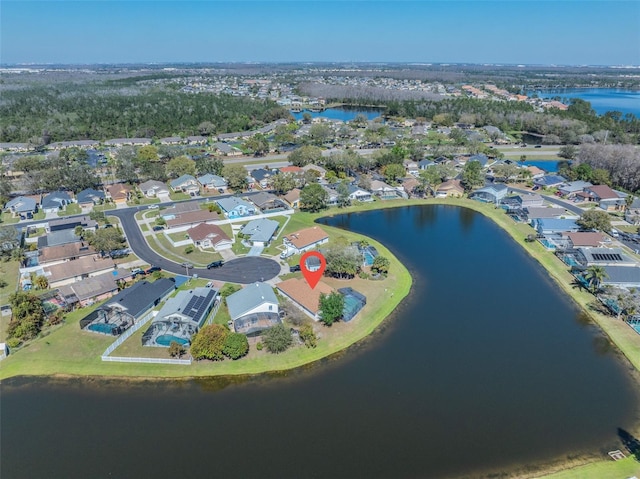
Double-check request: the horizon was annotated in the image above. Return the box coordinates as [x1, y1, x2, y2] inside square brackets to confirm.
[1, 1, 639, 66]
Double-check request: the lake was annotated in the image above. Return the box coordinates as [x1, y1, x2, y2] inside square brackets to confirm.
[290, 106, 383, 122]
[530, 88, 640, 118]
[1, 205, 638, 479]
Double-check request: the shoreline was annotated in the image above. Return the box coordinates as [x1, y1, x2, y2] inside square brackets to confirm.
[2, 198, 640, 478]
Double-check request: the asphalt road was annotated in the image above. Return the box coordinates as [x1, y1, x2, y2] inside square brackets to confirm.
[109, 204, 281, 284]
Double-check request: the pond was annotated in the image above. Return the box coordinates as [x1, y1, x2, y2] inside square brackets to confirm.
[1, 205, 638, 479]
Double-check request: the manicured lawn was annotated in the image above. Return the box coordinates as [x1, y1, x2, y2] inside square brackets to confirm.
[93, 203, 116, 212]
[0, 259, 20, 342]
[1, 212, 20, 224]
[58, 203, 81, 216]
[535, 456, 640, 479]
[154, 233, 222, 266]
[169, 192, 191, 201]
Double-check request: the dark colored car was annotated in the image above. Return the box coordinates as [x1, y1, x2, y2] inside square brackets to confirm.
[217, 188, 225, 194]
[206, 260, 224, 269]
[145, 266, 161, 274]
[152, 225, 165, 231]
[289, 265, 301, 272]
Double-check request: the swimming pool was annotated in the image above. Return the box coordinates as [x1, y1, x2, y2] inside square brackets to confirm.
[628, 321, 640, 336]
[88, 323, 118, 335]
[155, 334, 190, 347]
[539, 239, 556, 250]
[339, 288, 367, 322]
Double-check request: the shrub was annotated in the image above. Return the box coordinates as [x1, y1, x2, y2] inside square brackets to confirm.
[256, 342, 263, 351]
[190, 324, 228, 361]
[6, 337, 21, 349]
[262, 324, 292, 354]
[184, 245, 194, 254]
[168, 341, 186, 358]
[299, 324, 317, 348]
[222, 333, 249, 360]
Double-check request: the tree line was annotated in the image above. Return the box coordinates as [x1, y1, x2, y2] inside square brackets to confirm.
[0, 84, 290, 143]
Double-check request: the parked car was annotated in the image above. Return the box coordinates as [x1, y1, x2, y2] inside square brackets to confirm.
[534, 145, 542, 148]
[152, 225, 165, 231]
[148, 204, 159, 209]
[289, 264, 301, 272]
[131, 268, 146, 277]
[217, 188, 225, 194]
[532, 186, 540, 191]
[206, 260, 224, 269]
[145, 266, 161, 274]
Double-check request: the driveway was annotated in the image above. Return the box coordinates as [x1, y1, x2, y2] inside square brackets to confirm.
[508, 186, 584, 215]
[109, 209, 281, 284]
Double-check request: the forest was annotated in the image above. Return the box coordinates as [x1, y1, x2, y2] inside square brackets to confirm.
[0, 83, 289, 143]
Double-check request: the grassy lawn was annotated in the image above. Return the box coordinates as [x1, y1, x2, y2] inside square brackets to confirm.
[140, 223, 149, 232]
[93, 203, 116, 212]
[1, 212, 20, 224]
[0, 259, 20, 341]
[59, 203, 81, 216]
[535, 456, 640, 479]
[154, 233, 222, 267]
[167, 231, 189, 242]
[169, 192, 191, 202]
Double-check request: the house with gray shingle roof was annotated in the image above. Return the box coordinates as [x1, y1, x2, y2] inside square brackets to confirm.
[139, 180, 170, 198]
[197, 174, 227, 190]
[240, 218, 279, 246]
[5, 196, 37, 217]
[42, 190, 72, 213]
[226, 282, 280, 336]
[470, 184, 508, 204]
[76, 188, 105, 208]
[170, 174, 199, 195]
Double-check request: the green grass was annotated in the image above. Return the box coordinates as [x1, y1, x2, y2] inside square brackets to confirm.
[59, 203, 81, 216]
[153, 233, 222, 266]
[0, 259, 20, 341]
[535, 456, 640, 479]
[93, 203, 116, 212]
[1, 212, 20, 224]
[169, 192, 191, 201]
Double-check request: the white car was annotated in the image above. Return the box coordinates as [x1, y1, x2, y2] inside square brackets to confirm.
[148, 204, 159, 209]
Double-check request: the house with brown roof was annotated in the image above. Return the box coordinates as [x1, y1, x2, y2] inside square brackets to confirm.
[435, 179, 464, 198]
[138, 180, 170, 198]
[283, 188, 301, 208]
[58, 273, 120, 307]
[43, 256, 115, 288]
[526, 166, 546, 179]
[563, 232, 608, 248]
[186, 223, 232, 250]
[580, 185, 625, 212]
[165, 210, 220, 229]
[276, 277, 334, 320]
[283, 226, 329, 256]
[105, 183, 132, 205]
[38, 242, 96, 267]
[402, 178, 420, 197]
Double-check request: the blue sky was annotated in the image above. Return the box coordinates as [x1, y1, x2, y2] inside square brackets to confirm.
[1, 1, 639, 65]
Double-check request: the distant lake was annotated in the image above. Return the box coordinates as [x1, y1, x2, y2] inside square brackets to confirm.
[291, 106, 383, 122]
[2, 206, 638, 479]
[530, 88, 640, 118]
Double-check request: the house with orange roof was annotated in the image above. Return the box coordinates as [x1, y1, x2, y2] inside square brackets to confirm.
[104, 183, 132, 205]
[276, 277, 334, 320]
[435, 179, 464, 198]
[282, 226, 329, 256]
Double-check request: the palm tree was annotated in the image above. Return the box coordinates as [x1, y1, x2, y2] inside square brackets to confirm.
[584, 265, 608, 293]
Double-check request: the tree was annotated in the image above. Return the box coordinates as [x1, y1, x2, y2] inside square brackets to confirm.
[198, 121, 216, 136]
[168, 341, 186, 358]
[337, 180, 351, 208]
[325, 245, 361, 279]
[584, 265, 608, 293]
[244, 134, 270, 156]
[195, 156, 224, 176]
[88, 227, 126, 254]
[222, 164, 248, 191]
[33, 275, 49, 290]
[461, 160, 485, 191]
[308, 123, 334, 146]
[371, 256, 390, 275]
[190, 324, 228, 361]
[0, 226, 19, 261]
[271, 172, 297, 195]
[7, 291, 45, 341]
[558, 145, 577, 160]
[262, 324, 293, 354]
[577, 209, 612, 232]
[222, 332, 249, 359]
[137, 145, 159, 163]
[382, 163, 405, 185]
[319, 292, 345, 326]
[418, 167, 442, 197]
[165, 156, 196, 178]
[300, 183, 328, 212]
[289, 145, 322, 167]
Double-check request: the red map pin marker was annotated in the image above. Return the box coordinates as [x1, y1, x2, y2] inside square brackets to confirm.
[300, 251, 326, 289]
